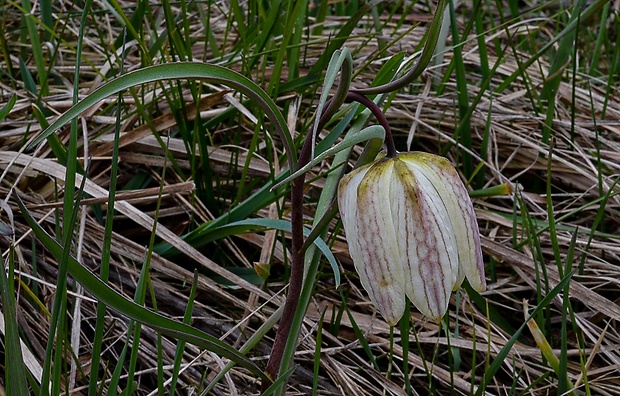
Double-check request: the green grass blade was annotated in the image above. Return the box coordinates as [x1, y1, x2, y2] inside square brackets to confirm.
[123, 150, 168, 394]
[30, 105, 70, 167]
[170, 271, 199, 394]
[310, 0, 328, 36]
[40, 163, 88, 396]
[0, 22, 16, 87]
[153, 169, 290, 256]
[312, 307, 326, 396]
[27, 62, 295, 170]
[105, 0, 149, 57]
[108, 338, 131, 396]
[18, 58, 38, 96]
[587, 0, 610, 75]
[19, 0, 48, 95]
[261, 365, 296, 396]
[311, 48, 353, 155]
[475, 269, 576, 396]
[246, 0, 282, 72]
[0, 94, 16, 120]
[342, 294, 379, 371]
[173, 218, 341, 286]
[0, 208, 29, 396]
[266, 0, 307, 95]
[525, 299, 575, 394]
[540, 0, 588, 144]
[229, 0, 248, 39]
[308, 1, 377, 76]
[14, 193, 271, 384]
[448, 0, 472, 178]
[39, 0, 52, 40]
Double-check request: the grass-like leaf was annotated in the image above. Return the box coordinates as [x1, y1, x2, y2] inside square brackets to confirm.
[475, 269, 576, 396]
[27, 62, 295, 170]
[0, 94, 16, 121]
[0, 204, 29, 396]
[14, 193, 270, 384]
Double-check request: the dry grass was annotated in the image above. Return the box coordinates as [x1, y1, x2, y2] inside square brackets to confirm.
[1, 1, 620, 395]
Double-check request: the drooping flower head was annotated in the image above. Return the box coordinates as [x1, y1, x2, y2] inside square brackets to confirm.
[338, 152, 485, 325]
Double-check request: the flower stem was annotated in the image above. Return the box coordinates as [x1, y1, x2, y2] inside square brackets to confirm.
[344, 92, 397, 158]
[263, 122, 314, 388]
[263, 89, 396, 390]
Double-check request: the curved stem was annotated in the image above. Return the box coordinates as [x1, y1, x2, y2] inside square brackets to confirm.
[264, 123, 315, 386]
[352, 0, 447, 96]
[264, 89, 398, 389]
[264, 57, 351, 386]
[344, 92, 397, 158]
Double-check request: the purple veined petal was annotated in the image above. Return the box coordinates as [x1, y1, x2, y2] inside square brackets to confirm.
[400, 152, 486, 293]
[338, 159, 406, 326]
[337, 162, 387, 319]
[392, 158, 459, 319]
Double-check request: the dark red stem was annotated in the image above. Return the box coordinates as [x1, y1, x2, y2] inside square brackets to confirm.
[343, 92, 397, 158]
[263, 127, 313, 387]
[263, 90, 395, 390]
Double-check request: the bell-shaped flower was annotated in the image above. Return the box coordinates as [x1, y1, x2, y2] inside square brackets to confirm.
[338, 152, 485, 325]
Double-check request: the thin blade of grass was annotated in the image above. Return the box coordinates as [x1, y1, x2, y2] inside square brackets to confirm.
[40, 162, 88, 396]
[495, 0, 607, 93]
[448, 0, 472, 178]
[19, 0, 48, 95]
[0, 94, 16, 120]
[475, 270, 576, 396]
[308, 1, 377, 76]
[170, 271, 200, 394]
[312, 307, 327, 396]
[0, 203, 29, 396]
[27, 62, 295, 170]
[266, 0, 308, 95]
[15, 193, 271, 384]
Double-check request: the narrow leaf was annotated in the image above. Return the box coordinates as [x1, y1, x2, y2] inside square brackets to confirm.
[15, 193, 270, 384]
[27, 62, 295, 169]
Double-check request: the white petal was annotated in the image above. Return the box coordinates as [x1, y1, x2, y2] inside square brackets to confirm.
[338, 159, 406, 325]
[392, 158, 459, 319]
[400, 153, 486, 292]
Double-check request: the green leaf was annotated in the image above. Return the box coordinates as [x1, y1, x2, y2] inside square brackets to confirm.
[27, 62, 295, 169]
[272, 125, 385, 190]
[260, 365, 296, 396]
[475, 269, 576, 396]
[14, 193, 270, 384]
[0, 94, 16, 121]
[19, 58, 38, 96]
[308, 1, 378, 76]
[31, 104, 74, 168]
[0, 245, 29, 395]
[186, 218, 341, 287]
[370, 52, 406, 89]
[309, 48, 353, 160]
